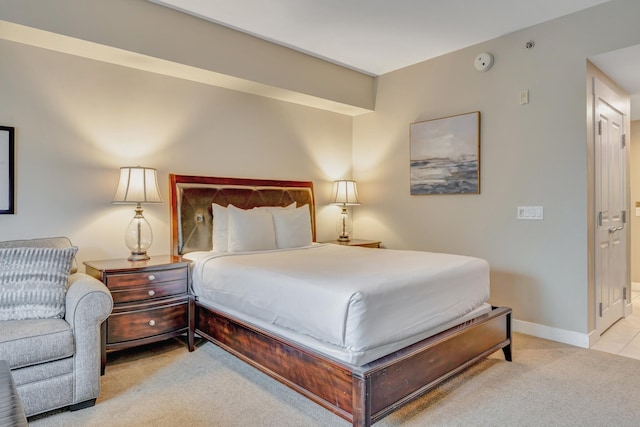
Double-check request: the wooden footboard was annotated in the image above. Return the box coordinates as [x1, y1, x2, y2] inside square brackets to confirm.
[195, 303, 512, 426]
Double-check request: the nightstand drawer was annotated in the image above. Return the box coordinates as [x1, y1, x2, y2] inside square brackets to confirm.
[106, 268, 187, 290]
[110, 280, 187, 304]
[107, 299, 188, 344]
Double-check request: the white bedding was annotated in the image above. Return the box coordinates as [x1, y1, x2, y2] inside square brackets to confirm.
[190, 244, 490, 366]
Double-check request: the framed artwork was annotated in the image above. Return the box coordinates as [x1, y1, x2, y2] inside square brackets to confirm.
[410, 111, 480, 195]
[0, 126, 15, 214]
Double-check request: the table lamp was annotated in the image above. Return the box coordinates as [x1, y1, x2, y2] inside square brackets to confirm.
[112, 166, 163, 261]
[330, 180, 360, 242]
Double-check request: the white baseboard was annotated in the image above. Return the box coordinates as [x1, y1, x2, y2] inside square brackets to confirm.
[513, 319, 590, 348]
[516, 286, 639, 348]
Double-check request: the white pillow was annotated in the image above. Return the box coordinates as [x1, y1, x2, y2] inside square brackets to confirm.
[227, 204, 277, 252]
[212, 203, 296, 252]
[271, 205, 312, 249]
[213, 203, 295, 252]
[212, 203, 230, 252]
[254, 202, 296, 212]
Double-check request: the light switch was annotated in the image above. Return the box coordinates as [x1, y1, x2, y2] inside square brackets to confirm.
[517, 206, 543, 220]
[534, 206, 543, 219]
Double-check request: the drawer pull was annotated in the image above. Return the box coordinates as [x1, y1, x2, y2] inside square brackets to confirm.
[148, 320, 156, 326]
[148, 290, 155, 297]
[147, 274, 155, 281]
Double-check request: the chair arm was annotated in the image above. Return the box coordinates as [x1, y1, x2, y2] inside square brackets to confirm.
[65, 273, 113, 327]
[64, 273, 113, 403]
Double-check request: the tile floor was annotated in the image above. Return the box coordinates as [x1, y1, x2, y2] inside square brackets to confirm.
[591, 284, 640, 359]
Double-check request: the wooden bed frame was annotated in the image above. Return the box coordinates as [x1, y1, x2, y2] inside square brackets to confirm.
[169, 174, 512, 426]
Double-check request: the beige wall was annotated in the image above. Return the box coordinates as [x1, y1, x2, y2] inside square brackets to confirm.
[0, 37, 353, 266]
[353, 0, 640, 338]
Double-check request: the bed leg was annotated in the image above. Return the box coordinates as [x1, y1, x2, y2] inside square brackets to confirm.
[188, 295, 195, 352]
[352, 375, 371, 427]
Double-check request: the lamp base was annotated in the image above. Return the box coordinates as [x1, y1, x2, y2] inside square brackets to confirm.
[124, 203, 153, 262]
[127, 252, 150, 262]
[336, 205, 352, 243]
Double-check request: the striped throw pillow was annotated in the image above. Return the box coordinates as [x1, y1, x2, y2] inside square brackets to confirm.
[0, 246, 77, 321]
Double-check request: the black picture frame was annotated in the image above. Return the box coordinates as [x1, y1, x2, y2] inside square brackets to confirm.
[0, 126, 15, 214]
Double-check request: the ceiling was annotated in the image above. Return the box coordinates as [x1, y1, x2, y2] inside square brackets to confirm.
[151, 0, 640, 118]
[150, 0, 609, 76]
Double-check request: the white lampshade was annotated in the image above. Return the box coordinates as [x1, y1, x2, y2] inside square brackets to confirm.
[112, 166, 163, 204]
[330, 180, 360, 206]
[112, 166, 162, 261]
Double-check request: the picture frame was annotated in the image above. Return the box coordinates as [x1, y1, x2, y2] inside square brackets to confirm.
[0, 126, 15, 214]
[410, 111, 480, 195]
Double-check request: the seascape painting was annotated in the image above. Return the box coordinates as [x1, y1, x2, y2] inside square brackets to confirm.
[410, 112, 480, 195]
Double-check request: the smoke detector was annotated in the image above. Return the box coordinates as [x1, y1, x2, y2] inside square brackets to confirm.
[474, 53, 494, 72]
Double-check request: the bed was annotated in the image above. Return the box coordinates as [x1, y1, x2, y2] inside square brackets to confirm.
[169, 174, 512, 427]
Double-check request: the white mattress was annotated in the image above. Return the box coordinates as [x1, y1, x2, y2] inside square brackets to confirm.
[189, 244, 490, 366]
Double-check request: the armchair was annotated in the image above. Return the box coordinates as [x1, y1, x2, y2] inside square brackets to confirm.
[0, 237, 113, 417]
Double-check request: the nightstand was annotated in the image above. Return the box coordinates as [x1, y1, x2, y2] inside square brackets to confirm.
[84, 256, 193, 372]
[321, 239, 382, 248]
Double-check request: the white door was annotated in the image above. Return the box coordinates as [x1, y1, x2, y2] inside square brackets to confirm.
[595, 80, 627, 335]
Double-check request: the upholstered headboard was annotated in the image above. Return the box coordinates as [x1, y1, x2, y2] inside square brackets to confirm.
[169, 174, 316, 256]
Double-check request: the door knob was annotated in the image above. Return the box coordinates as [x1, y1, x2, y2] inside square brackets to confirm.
[608, 225, 624, 233]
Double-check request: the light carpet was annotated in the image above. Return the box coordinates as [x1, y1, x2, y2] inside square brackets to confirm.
[29, 333, 640, 426]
